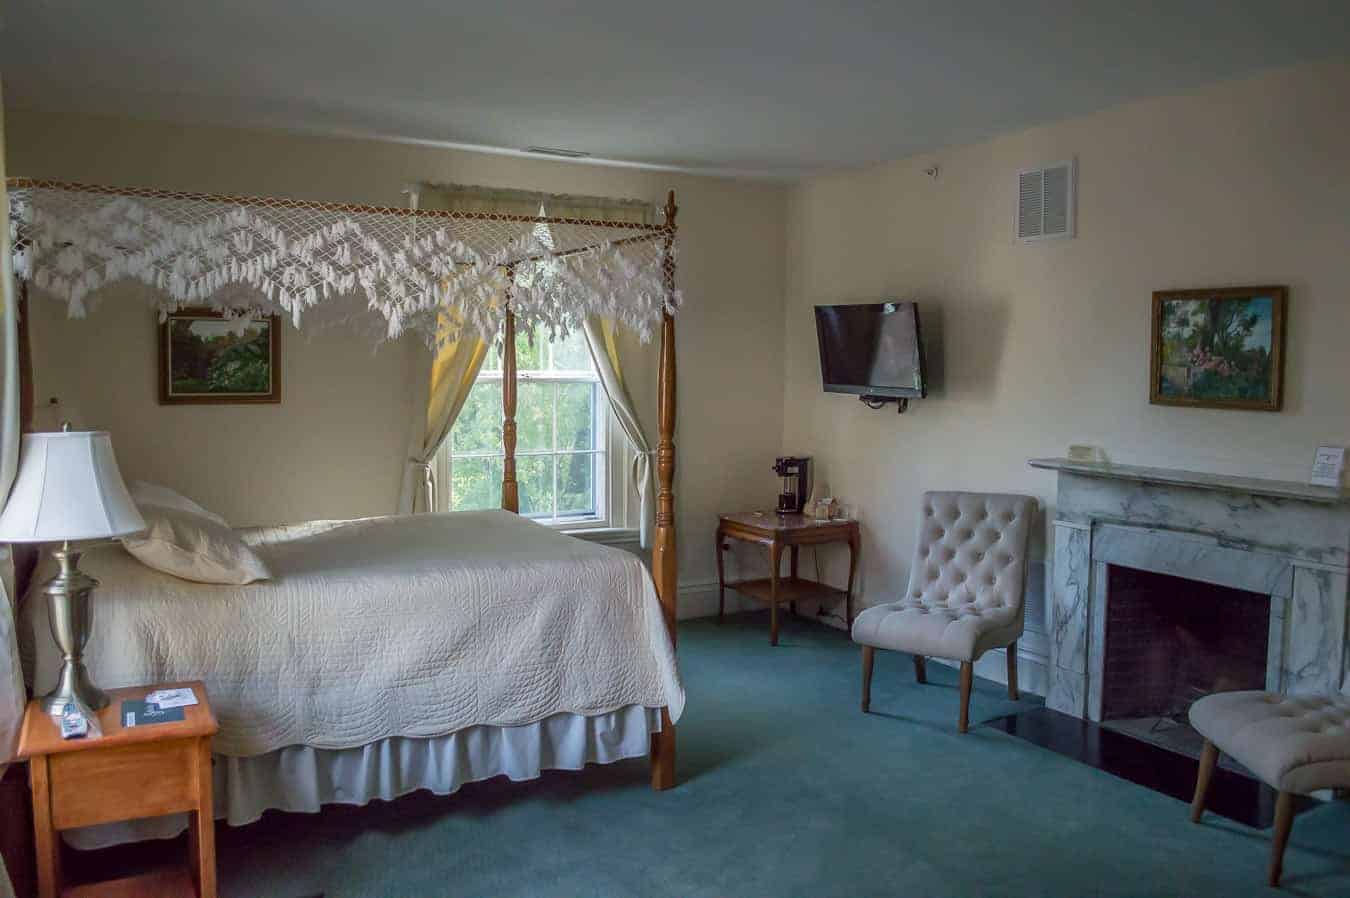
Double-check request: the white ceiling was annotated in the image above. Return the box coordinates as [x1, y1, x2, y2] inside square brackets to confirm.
[3, 1, 1348, 179]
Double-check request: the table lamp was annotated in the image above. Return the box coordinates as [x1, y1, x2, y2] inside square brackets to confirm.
[0, 429, 145, 714]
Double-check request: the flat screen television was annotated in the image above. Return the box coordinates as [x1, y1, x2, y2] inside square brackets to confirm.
[814, 301, 927, 400]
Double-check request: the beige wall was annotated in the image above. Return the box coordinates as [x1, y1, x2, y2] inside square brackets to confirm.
[7, 109, 789, 594]
[12, 58, 1347, 627]
[783, 60, 1350, 628]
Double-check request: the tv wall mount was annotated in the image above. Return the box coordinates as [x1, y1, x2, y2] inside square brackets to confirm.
[860, 395, 910, 414]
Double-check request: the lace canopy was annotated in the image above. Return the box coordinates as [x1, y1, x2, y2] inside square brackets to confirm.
[6, 178, 679, 346]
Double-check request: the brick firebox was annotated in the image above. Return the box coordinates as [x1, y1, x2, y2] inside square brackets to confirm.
[1101, 565, 1269, 722]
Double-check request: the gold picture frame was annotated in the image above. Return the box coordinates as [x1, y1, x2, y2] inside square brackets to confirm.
[158, 309, 281, 405]
[1149, 286, 1286, 412]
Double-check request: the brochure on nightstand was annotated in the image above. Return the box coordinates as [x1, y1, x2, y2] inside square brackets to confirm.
[122, 700, 186, 728]
[145, 687, 199, 709]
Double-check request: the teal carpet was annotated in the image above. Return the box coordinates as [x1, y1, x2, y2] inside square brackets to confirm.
[90, 613, 1350, 896]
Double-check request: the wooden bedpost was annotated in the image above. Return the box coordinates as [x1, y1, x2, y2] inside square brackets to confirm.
[501, 268, 520, 514]
[13, 281, 39, 601]
[18, 280, 33, 433]
[650, 189, 678, 791]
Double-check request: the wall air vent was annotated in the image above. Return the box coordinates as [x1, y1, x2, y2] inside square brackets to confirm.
[1016, 159, 1075, 242]
[524, 146, 591, 159]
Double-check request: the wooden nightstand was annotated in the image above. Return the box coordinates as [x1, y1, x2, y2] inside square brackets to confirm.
[16, 682, 219, 898]
[717, 512, 860, 645]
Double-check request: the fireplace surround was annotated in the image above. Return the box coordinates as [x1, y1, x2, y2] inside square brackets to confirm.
[1030, 458, 1350, 729]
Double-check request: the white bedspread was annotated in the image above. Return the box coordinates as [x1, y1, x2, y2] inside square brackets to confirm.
[19, 510, 683, 756]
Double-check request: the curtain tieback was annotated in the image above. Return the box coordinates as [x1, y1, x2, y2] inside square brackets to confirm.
[631, 451, 654, 495]
[409, 459, 436, 513]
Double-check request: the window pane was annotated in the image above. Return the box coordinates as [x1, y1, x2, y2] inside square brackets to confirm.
[440, 321, 608, 524]
[450, 456, 502, 511]
[555, 382, 595, 450]
[551, 329, 592, 372]
[515, 327, 544, 372]
[517, 381, 553, 451]
[557, 452, 597, 517]
[518, 455, 554, 517]
[451, 381, 503, 454]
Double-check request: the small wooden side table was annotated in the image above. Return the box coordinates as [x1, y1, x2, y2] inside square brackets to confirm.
[17, 682, 220, 898]
[717, 511, 860, 645]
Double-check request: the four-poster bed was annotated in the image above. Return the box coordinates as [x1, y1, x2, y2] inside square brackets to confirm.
[3, 176, 685, 845]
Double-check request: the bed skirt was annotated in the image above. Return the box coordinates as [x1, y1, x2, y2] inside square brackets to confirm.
[66, 705, 662, 850]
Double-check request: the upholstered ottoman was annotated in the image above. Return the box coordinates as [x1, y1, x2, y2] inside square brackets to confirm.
[1189, 691, 1350, 887]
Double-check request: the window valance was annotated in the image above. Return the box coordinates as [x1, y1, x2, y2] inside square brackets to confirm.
[6, 178, 679, 347]
[410, 181, 658, 225]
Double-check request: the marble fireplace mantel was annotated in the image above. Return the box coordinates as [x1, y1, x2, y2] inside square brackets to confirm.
[1029, 458, 1350, 506]
[1030, 458, 1350, 721]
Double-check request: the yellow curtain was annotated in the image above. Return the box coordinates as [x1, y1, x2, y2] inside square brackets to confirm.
[582, 316, 655, 547]
[599, 319, 625, 388]
[421, 331, 490, 510]
[400, 308, 491, 514]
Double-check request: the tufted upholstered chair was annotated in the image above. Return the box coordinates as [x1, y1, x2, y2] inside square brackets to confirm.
[851, 491, 1037, 733]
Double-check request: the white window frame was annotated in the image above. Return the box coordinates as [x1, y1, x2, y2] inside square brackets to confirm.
[438, 337, 633, 533]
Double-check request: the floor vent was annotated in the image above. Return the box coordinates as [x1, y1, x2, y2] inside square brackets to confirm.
[1017, 159, 1075, 242]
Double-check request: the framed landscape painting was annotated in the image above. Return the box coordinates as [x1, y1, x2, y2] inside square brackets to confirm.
[1149, 286, 1286, 411]
[158, 309, 281, 404]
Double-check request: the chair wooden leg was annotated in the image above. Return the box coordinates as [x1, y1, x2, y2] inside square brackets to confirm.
[913, 655, 927, 684]
[1006, 642, 1019, 700]
[1190, 740, 1219, 823]
[1268, 791, 1295, 888]
[958, 662, 973, 733]
[861, 646, 875, 713]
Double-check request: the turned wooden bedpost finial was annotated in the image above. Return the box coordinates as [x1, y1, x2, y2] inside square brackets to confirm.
[501, 268, 520, 514]
[650, 188, 678, 792]
[662, 190, 677, 228]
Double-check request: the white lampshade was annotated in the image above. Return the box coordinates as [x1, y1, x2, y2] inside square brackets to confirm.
[0, 431, 146, 542]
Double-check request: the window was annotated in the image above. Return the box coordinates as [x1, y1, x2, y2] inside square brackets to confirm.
[442, 326, 608, 526]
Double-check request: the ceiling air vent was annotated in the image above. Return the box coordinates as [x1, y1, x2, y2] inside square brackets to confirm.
[524, 146, 590, 159]
[1016, 159, 1075, 242]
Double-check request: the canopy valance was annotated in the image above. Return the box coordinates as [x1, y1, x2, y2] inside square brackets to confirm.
[6, 178, 679, 346]
[410, 181, 659, 225]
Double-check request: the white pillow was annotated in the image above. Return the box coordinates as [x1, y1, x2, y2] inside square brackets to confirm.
[122, 504, 271, 585]
[128, 481, 228, 526]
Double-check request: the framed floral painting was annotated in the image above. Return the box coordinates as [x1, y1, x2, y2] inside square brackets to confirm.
[158, 309, 281, 404]
[1149, 286, 1286, 412]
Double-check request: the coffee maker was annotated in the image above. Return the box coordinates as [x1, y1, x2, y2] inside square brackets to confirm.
[773, 456, 811, 515]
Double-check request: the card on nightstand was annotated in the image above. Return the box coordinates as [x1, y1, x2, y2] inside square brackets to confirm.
[121, 699, 186, 728]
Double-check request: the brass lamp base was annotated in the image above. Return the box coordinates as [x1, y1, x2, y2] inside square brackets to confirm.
[39, 547, 109, 716]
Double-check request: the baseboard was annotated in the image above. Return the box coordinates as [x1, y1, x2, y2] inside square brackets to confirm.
[929, 645, 1050, 698]
[676, 579, 761, 620]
